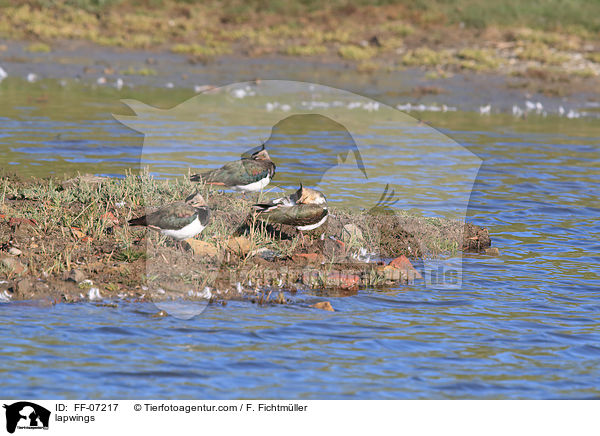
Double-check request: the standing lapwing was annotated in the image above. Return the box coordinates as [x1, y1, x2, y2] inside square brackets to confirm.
[190, 145, 275, 192]
[128, 192, 210, 242]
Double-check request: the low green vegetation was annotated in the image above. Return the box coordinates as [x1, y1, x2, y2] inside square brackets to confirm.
[0, 171, 484, 301]
[25, 42, 51, 53]
[338, 45, 376, 61]
[0, 0, 598, 76]
[120, 67, 157, 76]
[283, 45, 327, 56]
[402, 47, 449, 67]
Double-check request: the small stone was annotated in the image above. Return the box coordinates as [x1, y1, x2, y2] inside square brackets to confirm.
[152, 310, 168, 318]
[484, 247, 500, 256]
[66, 268, 86, 283]
[8, 247, 22, 256]
[387, 255, 423, 280]
[292, 252, 324, 264]
[15, 278, 33, 295]
[0, 256, 26, 274]
[342, 223, 364, 243]
[183, 239, 219, 257]
[248, 247, 278, 260]
[326, 271, 360, 290]
[310, 301, 334, 312]
[226, 236, 252, 255]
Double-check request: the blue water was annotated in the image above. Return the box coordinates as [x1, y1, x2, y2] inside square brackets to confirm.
[1, 86, 600, 399]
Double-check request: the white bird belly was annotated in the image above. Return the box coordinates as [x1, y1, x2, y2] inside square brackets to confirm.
[236, 176, 270, 192]
[160, 217, 205, 241]
[296, 213, 328, 231]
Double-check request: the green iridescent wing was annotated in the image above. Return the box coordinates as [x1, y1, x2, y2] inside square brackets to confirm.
[256, 203, 327, 227]
[191, 159, 275, 186]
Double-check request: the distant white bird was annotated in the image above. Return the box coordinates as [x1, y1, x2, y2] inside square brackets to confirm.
[26, 73, 37, 83]
[567, 109, 580, 119]
[165, 82, 174, 88]
[115, 77, 123, 90]
[558, 106, 565, 116]
[363, 102, 379, 112]
[479, 104, 491, 115]
[0, 66, 7, 82]
[232, 88, 246, 98]
[525, 100, 536, 110]
[512, 105, 524, 117]
[97, 76, 106, 85]
[535, 101, 543, 112]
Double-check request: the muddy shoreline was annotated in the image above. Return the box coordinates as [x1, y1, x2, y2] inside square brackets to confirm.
[0, 174, 492, 307]
[1, 38, 599, 117]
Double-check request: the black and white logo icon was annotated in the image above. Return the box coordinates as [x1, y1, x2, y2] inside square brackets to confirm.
[3, 402, 50, 434]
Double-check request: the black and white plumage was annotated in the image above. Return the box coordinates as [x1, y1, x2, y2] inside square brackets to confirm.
[127, 192, 210, 241]
[252, 184, 328, 231]
[190, 145, 276, 192]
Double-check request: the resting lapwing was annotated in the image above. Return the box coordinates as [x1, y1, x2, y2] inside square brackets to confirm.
[252, 184, 328, 245]
[190, 144, 275, 193]
[128, 192, 210, 244]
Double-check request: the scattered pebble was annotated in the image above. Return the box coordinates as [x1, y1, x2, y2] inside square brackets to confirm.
[88, 287, 101, 300]
[342, 224, 364, 244]
[66, 268, 86, 283]
[8, 247, 22, 256]
[1, 256, 26, 274]
[15, 278, 33, 295]
[310, 301, 334, 312]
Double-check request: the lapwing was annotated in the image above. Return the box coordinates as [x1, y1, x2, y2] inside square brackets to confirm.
[128, 192, 210, 242]
[190, 145, 275, 192]
[252, 184, 328, 245]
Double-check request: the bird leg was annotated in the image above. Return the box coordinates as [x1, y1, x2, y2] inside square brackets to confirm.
[299, 231, 305, 248]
